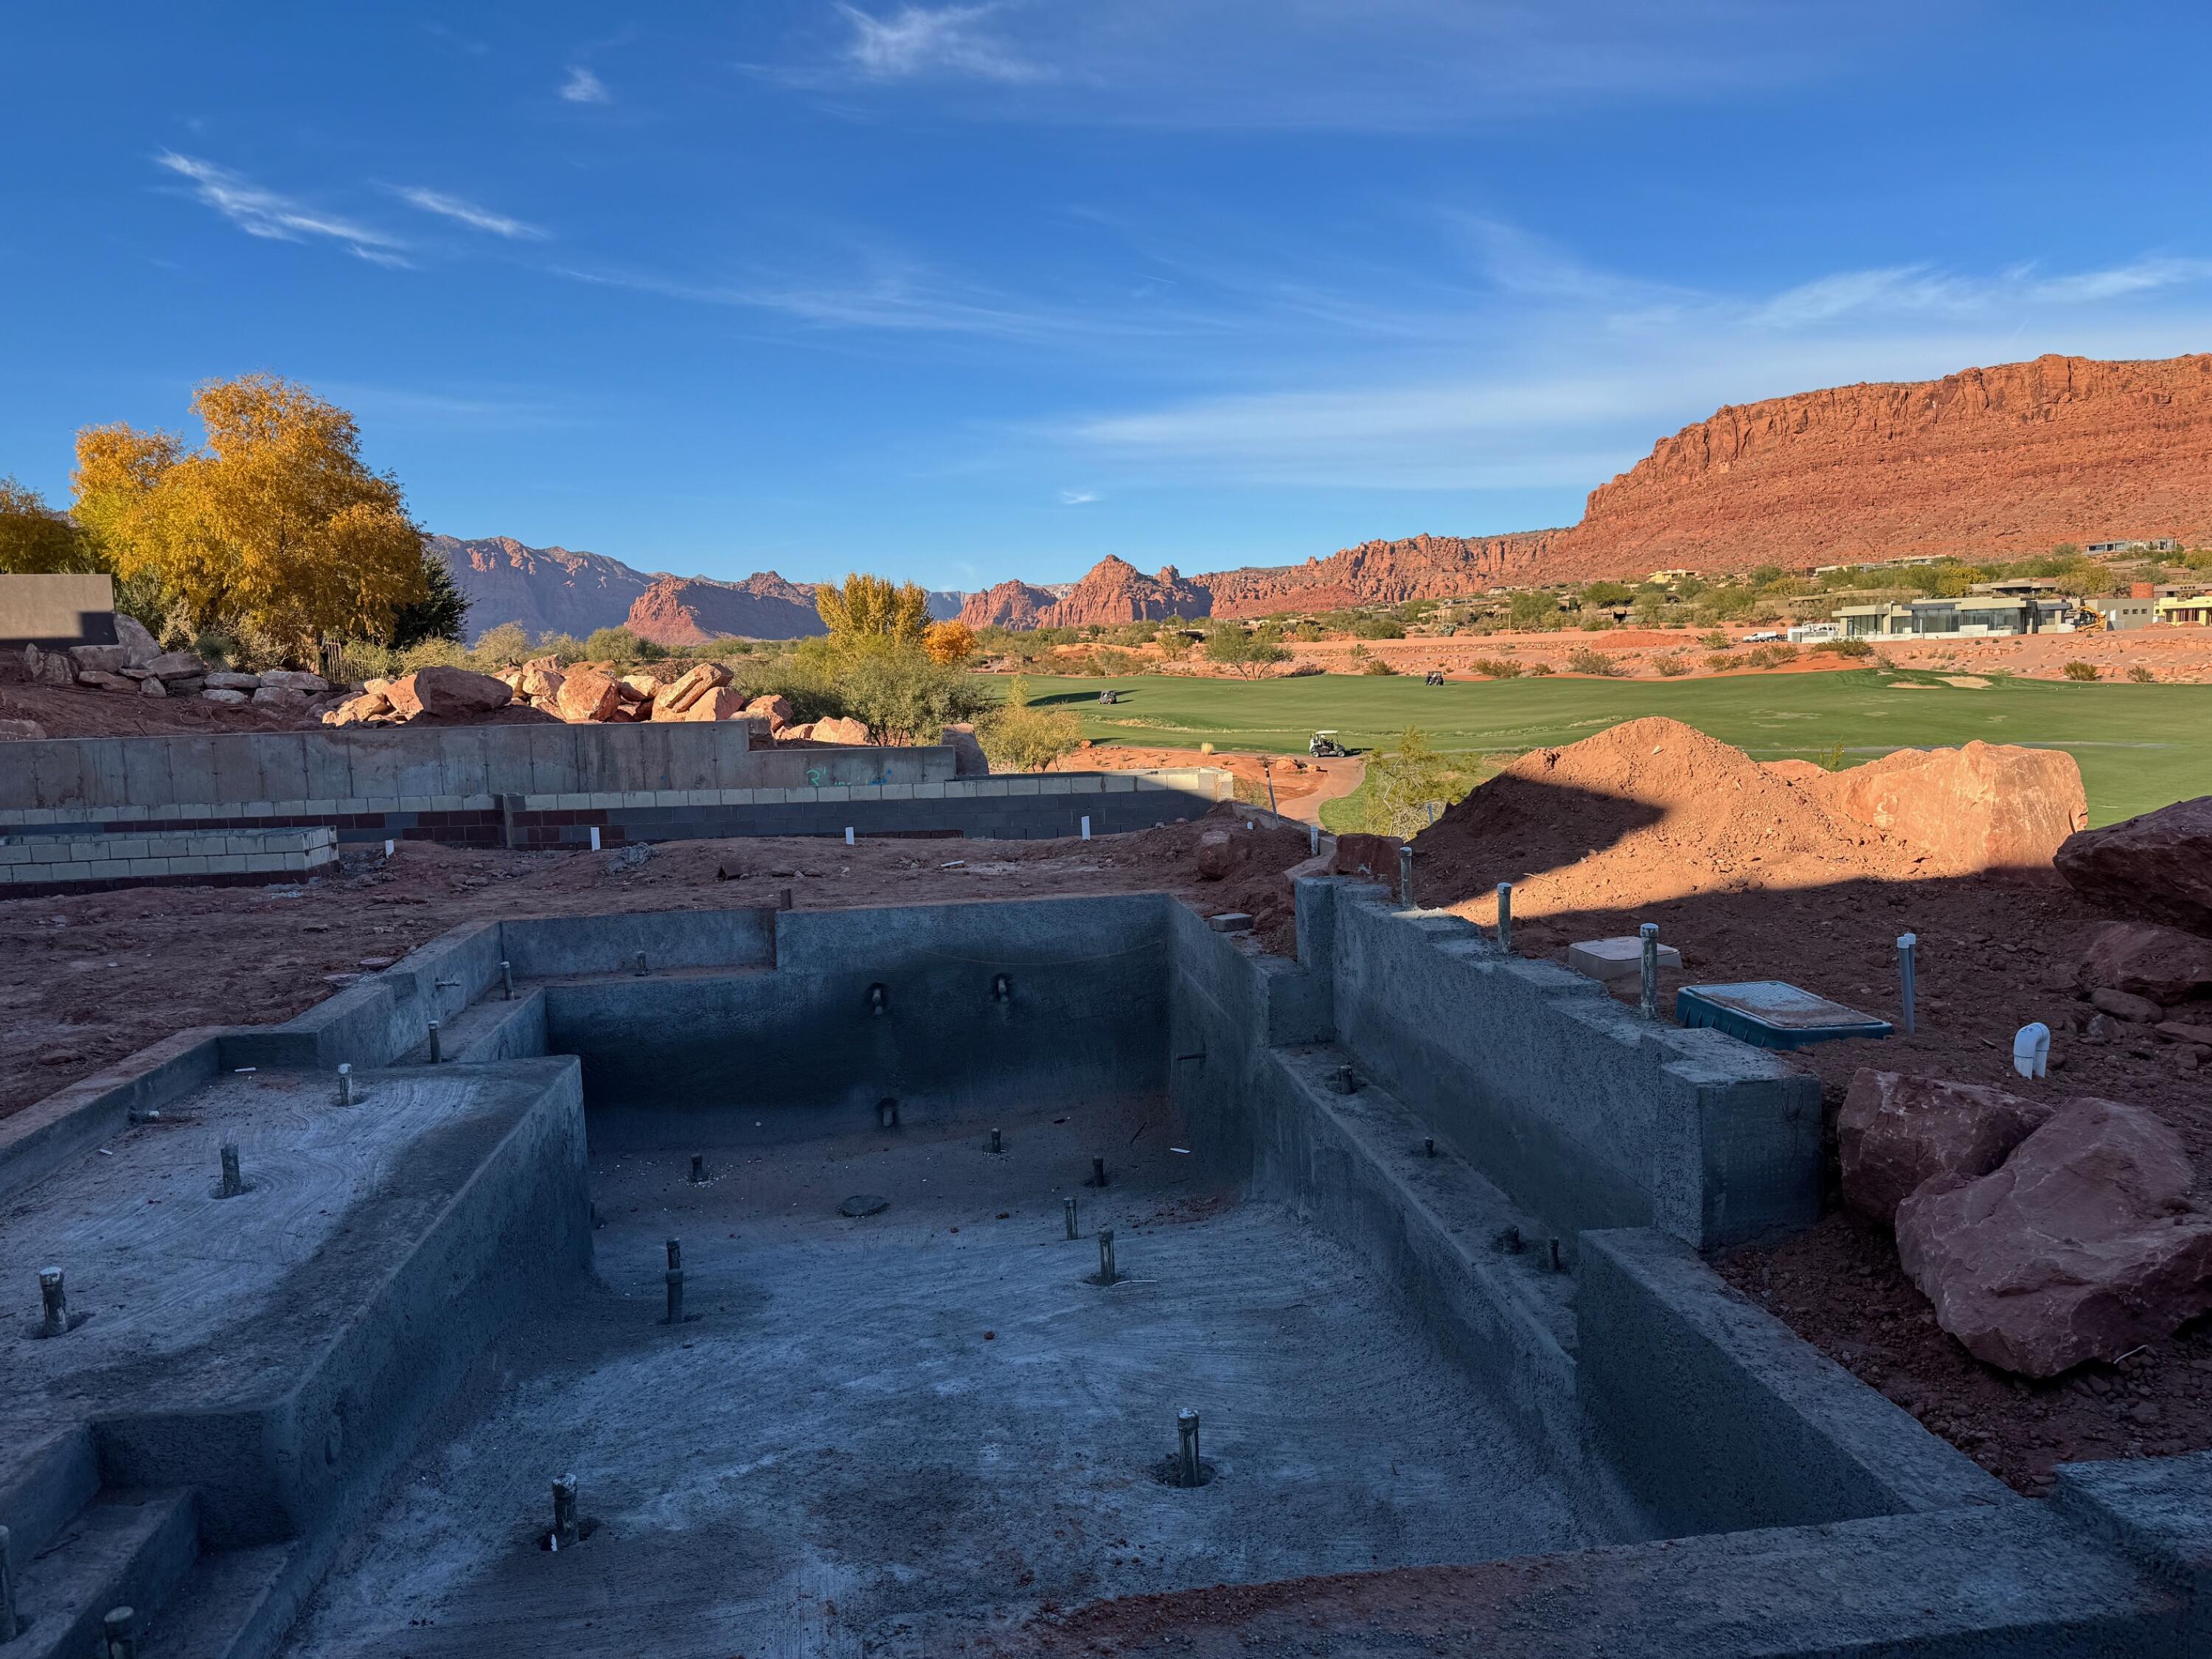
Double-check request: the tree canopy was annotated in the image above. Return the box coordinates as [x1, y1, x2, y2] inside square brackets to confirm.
[0, 476, 97, 574]
[71, 373, 427, 661]
[815, 571, 931, 652]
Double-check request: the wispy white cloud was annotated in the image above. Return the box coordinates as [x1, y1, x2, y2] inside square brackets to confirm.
[550, 255, 1170, 342]
[780, 0, 1905, 131]
[560, 65, 611, 104]
[838, 2, 1053, 84]
[1058, 488, 1099, 504]
[394, 187, 548, 241]
[154, 152, 411, 266]
[1750, 257, 2212, 328]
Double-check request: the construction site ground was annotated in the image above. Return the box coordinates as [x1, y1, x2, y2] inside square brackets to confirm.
[7, 709, 2208, 1520]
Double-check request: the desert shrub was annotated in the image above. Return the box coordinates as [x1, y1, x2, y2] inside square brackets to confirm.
[1705, 653, 1734, 672]
[1527, 661, 1553, 676]
[1700, 630, 1731, 650]
[2129, 665, 2157, 684]
[1283, 659, 1324, 677]
[397, 637, 471, 673]
[1352, 615, 1405, 639]
[977, 675, 1081, 771]
[533, 631, 587, 665]
[1652, 653, 1690, 677]
[471, 622, 531, 666]
[1469, 657, 1522, 678]
[1360, 655, 1398, 675]
[1745, 643, 1801, 669]
[2063, 660, 2100, 681]
[1353, 728, 1478, 838]
[1565, 647, 1622, 676]
[583, 625, 666, 663]
[1817, 740, 1848, 772]
[1812, 637, 1874, 658]
[327, 639, 400, 684]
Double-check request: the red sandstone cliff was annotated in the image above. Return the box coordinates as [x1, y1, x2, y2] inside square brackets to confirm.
[962, 353, 2212, 627]
[625, 572, 826, 646]
[1543, 352, 2212, 577]
[431, 536, 661, 643]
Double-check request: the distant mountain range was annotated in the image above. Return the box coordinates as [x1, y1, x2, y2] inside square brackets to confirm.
[441, 353, 2212, 641]
[429, 535, 964, 645]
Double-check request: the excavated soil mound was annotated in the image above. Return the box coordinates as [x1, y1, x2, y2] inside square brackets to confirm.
[1412, 717, 1919, 922]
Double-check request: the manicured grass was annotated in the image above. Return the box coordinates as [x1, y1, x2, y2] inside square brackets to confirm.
[1008, 669, 2212, 827]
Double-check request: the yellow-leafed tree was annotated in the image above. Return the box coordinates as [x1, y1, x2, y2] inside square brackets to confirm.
[814, 571, 932, 653]
[72, 374, 426, 661]
[922, 619, 975, 665]
[0, 477, 98, 574]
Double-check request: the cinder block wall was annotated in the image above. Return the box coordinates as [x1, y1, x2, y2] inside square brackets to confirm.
[1310, 880, 1823, 1254]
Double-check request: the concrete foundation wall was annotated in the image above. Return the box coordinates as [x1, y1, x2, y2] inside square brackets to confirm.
[0, 571, 117, 648]
[93, 1057, 592, 1547]
[1310, 880, 1823, 1253]
[0, 722, 946, 817]
[1577, 1227, 2014, 1536]
[540, 895, 1174, 1147]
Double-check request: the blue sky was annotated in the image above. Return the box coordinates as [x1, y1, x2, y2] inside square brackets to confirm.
[4, 3, 2209, 592]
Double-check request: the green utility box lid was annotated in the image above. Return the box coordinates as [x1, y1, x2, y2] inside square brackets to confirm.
[1675, 981, 1893, 1050]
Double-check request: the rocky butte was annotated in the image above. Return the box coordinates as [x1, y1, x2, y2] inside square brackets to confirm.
[964, 352, 2212, 627]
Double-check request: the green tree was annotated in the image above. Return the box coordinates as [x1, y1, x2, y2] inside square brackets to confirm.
[1507, 589, 1557, 630]
[1203, 627, 1290, 678]
[1580, 581, 1634, 608]
[1362, 728, 1475, 838]
[471, 622, 531, 664]
[833, 648, 990, 744]
[978, 675, 1082, 771]
[387, 546, 470, 650]
[584, 625, 646, 661]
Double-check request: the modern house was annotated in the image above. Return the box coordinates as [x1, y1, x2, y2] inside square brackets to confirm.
[2087, 597, 2157, 630]
[1833, 594, 2059, 639]
[2086, 537, 2179, 554]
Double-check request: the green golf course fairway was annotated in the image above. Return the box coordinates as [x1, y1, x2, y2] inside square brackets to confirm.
[1009, 667, 2211, 827]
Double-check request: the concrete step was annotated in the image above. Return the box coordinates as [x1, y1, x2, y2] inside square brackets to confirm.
[7, 1486, 197, 1659]
[138, 1541, 302, 1659]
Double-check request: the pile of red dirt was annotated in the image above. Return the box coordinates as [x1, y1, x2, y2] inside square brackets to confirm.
[1411, 716, 1924, 922]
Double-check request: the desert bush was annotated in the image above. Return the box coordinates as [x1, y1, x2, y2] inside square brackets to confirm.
[1469, 657, 1522, 678]
[1565, 647, 1622, 676]
[1652, 653, 1690, 677]
[1700, 631, 1731, 650]
[2129, 665, 2157, 684]
[1283, 659, 1324, 677]
[1360, 655, 1398, 675]
[1811, 637, 1874, 658]
[533, 632, 587, 665]
[1527, 661, 1554, 676]
[2063, 660, 2101, 681]
[1745, 643, 1801, 669]
[978, 675, 1082, 771]
[472, 622, 531, 666]
[1705, 653, 1734, 672]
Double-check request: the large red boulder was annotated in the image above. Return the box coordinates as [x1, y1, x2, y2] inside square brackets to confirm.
[1896, 1097, 2212, 1377]
[744, 693, 794, 731]
[2056, 796, 2212, 936]
[810, 714, 870, 745]
[555, 667, 622, 723]
[657, 684, 748, 723]
[1329, 832, 1406, 896]
[1836, 1069, 2059, 1228]
[388, 666, 512, 721]
[2076, 919, 2212, 1005]
[1818, 741, 2087, 880]
[651, 661, 734, 719]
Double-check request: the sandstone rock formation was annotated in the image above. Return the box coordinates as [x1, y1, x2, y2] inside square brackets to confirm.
[808, 714, 869, 745]
[1836, 1069, 2059, 1228]
[625, 572, 826, 647]
[960, 354, 2212, 625]
[2078, 921, 2212, 1005]
[650, 662, 733, 720]
[432, 535, 660, 643]
[940, 723, 990, 777]
[2056, 796, 2212, 937]
[554, 667, 622, 723]
[959, 557, 1213, 630]
[387, 667, 512, 721]
[1895, 1097, 2212, 1376]
[1815, 741, 2087, 880]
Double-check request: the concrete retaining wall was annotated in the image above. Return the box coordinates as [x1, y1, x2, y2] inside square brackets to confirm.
[0, 571, 116, 648]
[1308, 879, 1823, 1253]
[1577, 1227, 2014, 1536]
[0, 721, 944, 818]
[540, 895, 1173, 1147]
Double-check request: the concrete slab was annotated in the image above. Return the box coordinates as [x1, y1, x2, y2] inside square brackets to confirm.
[1567, 936, 1686, 983]
[1676, 981, 1895, 1049]
[279, 1100, 1600, 1656]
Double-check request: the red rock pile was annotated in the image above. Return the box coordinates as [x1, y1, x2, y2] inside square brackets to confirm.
[1896, 1096, 2212, 1377]
[2057, 796, 2212, 936]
